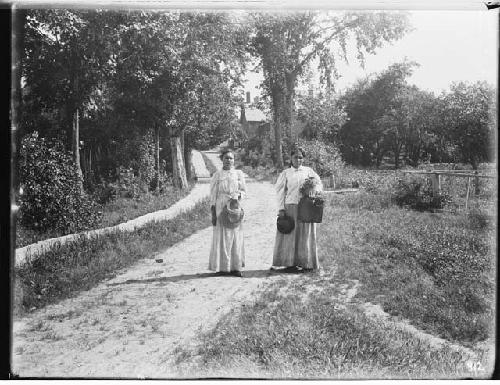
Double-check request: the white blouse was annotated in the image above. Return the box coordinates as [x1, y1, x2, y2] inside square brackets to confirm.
[275, 166, 323, 212]
[209, 168, 246, 216]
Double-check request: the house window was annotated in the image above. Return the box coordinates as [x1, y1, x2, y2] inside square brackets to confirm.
[246, 92, 251, 104]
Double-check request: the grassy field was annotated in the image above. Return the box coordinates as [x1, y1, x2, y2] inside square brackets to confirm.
[14, 198, 211, 316]
[175, 188, 496, 379]
[326, 192, 495, 345]
[16, 183, 195, 248]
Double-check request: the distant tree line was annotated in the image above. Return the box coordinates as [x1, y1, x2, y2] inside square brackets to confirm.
[297, 61, 496, 170]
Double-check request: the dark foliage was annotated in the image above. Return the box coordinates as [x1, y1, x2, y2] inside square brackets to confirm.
[392, 176, 452, 211]
[18, 132, 102, 233]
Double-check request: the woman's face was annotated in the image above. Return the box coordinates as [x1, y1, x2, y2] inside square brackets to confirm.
[222, 152, 235, 170]
[291, 152, 304, 169]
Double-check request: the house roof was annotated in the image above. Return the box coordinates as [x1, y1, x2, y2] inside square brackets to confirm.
[243, 107, 267, 122]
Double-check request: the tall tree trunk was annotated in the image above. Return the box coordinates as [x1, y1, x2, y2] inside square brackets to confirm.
[284, 73, 296, 140]
[72, 108, 84, 194]
[184, 146, 193, 181]
[154, 125, 160, 193]
[170, 135, 188, 190]
[180, 130, 192, 180]
[272, 89, 284, 170]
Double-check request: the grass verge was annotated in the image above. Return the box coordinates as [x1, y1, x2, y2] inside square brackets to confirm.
[14, 197, 211, 316]
[322, 192, 495, 347]
[178, 277, 486, 379]
[16, 183, 195, 248]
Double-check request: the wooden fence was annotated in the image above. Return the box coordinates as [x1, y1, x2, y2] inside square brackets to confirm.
[398, 170, 496, 210]
[322, 169, 496, 209]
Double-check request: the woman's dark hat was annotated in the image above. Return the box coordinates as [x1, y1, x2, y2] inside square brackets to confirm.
[221, 199, 244, 228]
[277, 214, 295, 234]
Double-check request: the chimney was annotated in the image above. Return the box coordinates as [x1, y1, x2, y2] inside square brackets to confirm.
[240, 104, 247, 124]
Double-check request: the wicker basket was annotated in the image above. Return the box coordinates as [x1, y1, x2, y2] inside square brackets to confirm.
[297, 196, 324, 223]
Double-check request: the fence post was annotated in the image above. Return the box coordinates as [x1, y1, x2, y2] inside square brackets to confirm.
[474, 170, 480, 196]
[465, 176, 471, 210]
[430, 173, 441, 196]
[329, 175, 336, 190]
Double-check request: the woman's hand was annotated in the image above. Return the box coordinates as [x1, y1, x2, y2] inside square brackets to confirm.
[278, 209, 286, 217]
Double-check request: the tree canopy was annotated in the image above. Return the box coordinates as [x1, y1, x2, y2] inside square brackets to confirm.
[249, 11, 412, 168]
[20, 9, 249, 190]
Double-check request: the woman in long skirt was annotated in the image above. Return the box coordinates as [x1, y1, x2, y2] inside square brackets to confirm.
[208, 148, 246, 277]
[272, 146, 322, 272]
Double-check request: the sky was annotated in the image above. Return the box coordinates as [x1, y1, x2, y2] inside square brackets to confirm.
[243, 10, 498, 97]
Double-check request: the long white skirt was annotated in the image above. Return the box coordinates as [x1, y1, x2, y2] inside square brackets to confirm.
[272, 203, 320, 269]
[208, 220, 245, 272]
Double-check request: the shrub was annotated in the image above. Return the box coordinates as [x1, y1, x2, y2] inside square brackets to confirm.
[108, 166, 143, 199]
[18, 132, 101, 234]
[392, 175, 452, 211]
[297, 139, 345, 178]
[465, 208, 493, 231]
[91, 182, 118, 205]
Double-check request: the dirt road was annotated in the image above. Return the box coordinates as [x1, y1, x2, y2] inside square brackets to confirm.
[12, 175, 300, 378]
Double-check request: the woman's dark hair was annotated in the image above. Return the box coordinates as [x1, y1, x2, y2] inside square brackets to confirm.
[219, 147, 235, 160]
[290, 146, 305, 158]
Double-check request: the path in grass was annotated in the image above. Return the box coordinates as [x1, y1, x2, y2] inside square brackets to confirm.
[11, 152, 301, 378]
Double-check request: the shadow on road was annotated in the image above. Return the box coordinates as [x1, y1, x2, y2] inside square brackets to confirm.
[107, 268, 301, 286]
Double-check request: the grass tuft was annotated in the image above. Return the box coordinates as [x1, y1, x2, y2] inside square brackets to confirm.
[183, 279, 483, 379]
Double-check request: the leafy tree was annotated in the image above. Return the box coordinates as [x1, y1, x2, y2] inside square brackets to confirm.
[339, 61, 417, 167]
[399, 87, 442, 166]
[296, 91, 347, 143]
[249, 11, 411, 169]
[297, 138, 344, 178]
[106, 11, 248, 189]
[442, 81, 495, 170]
[18, 132, 101, 233]
[168, 12, 248, 188]
[21, 10, 248, 193]
[442, 81, 496, 194]
[22, 10, 120, 193]
[183, 74, 242, 171]
[104, 11, 188, 189]
[371, 62, 419, 168]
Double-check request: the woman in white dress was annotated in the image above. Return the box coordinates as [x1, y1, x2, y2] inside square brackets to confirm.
[208, 148, 246, 277]
[272, 146, 323, 272]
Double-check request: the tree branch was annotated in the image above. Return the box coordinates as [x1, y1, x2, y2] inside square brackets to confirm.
[292, 18, 360, 77]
